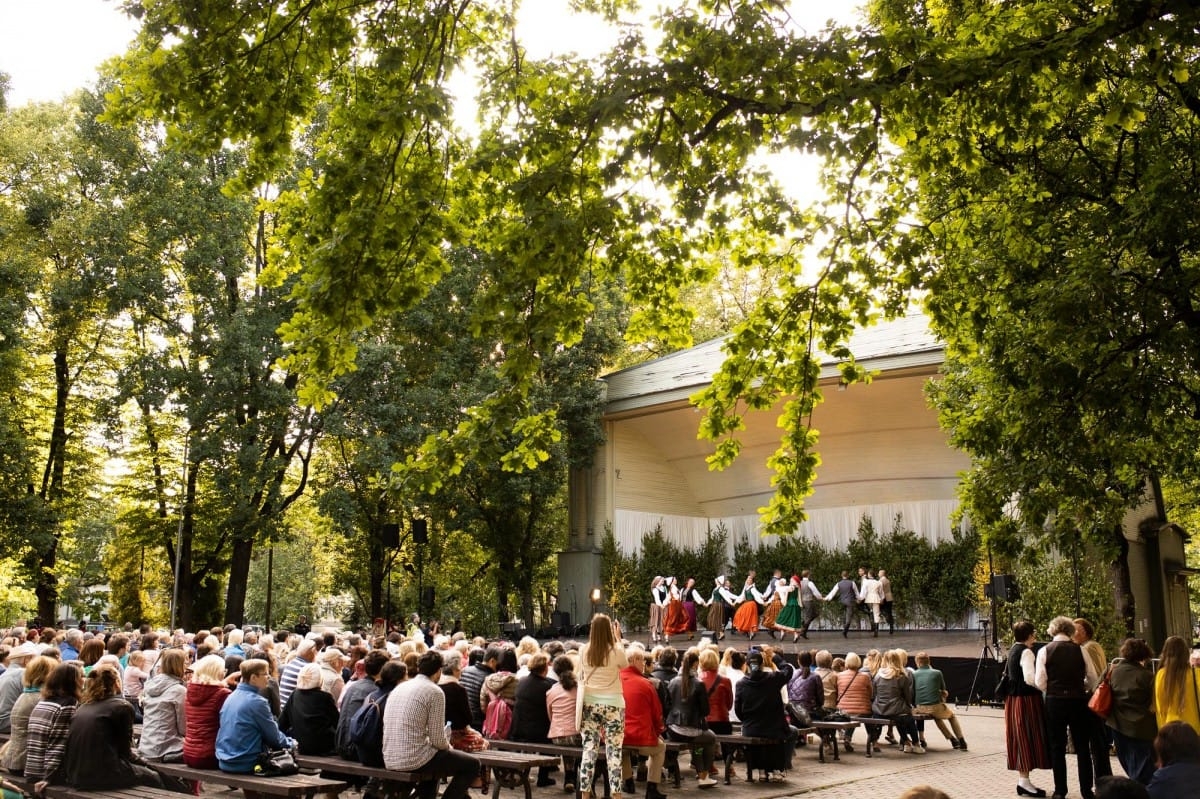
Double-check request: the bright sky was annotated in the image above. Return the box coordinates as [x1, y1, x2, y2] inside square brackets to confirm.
[0, 0, 862, 105]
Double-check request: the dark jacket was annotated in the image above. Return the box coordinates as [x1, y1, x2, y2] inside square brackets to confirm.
[440, 679, 473, 731]
[183, 682, 230, 769]
[872, 668, 914, 717]
[511, 674, 554, 742]
[279, 687, 339, 755]
[735, 663, 793, 740]
[666, 671, 710, 729]
[1147, 761, 1200, 799]
[57, 696, 142, 789]
[1106, 660, 1156, 741]
[460, 663, 494, 730]
[336, 677, 376, 758]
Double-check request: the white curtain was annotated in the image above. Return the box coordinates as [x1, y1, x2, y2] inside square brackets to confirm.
[613, 500, 966, 558]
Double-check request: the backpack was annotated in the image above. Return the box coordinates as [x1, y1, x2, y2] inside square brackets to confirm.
[482, 687, 514, 740]
[350, 690, 387, 767]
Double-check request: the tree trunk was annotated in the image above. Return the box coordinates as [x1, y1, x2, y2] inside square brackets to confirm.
[1109, 522, 1136, 638]
[35, 347, 70, 621]
[225, 536, 254, 626]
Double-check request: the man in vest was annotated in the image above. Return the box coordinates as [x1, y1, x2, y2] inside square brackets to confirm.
[797, 570, 824, 639]
[1035, 616, 1100, 799]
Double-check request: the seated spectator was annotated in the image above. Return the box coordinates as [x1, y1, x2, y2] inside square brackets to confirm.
[1147, 721, 1200, 799]
[280, 663, 339, 755]
[0, 643, 42, 732]
[382, 651, 479, 799]
[215, 659, 295, 774]
[353, 661, 404, 769]
[183, 654, 232, 769]
[122, 650, 149, 717]
[78, 639, 105, 674]
[336, 649, 390, 760]
[1, 655, 55, 775]
[546, 655, 581, 791]
[23, 662, 82, 787]
[512, 652, 556, 787]
[56, 664, 165, 789]
[836, 652, 874, 752]
[138, 647, 188, 762]
[665, 650, 719, 788]
[619, 647, 669, 799]
[872, 649, 921, 753]
[912, 652, 966, 750]
[1096, 775, 1150, 799]
[480, 647, 519, 739]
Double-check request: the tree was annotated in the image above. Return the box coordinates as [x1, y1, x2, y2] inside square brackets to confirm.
[111, 0, 1200, 558]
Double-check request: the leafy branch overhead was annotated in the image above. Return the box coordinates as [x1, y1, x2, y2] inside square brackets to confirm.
[113, 0, 1200, 541]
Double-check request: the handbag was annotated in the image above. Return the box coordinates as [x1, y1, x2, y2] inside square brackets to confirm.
[786, 701, 812, 728]
[254, 748, 299, 777]
[668, 724, 705, 739]
[1088, 664, 1113, 719]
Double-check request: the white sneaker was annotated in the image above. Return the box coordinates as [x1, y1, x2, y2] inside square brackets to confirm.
[911, 744, 925, 754]
[900, 744, 911, 753]
[698, 777, 718, 788]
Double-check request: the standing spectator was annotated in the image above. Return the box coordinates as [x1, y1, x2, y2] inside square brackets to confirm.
[1107, 638, 1157, 785]
[1005, 620, 1052, 797]
[665, 649, 719, 788]
[183, 654, 232, 769]
[578, 614, 628, 799]
[734, 651, 795, 780]
[1074, 618, 1114, 785]
[512, 652, 556, 787]
[546, 655, 581, 791]
[293, 616, 311, 638]
[0, 643, 40, 732]
[24, 663, 82, 788]
[138, 647, 187, 762]
[382, 651, 479, 799]
[1146, 721, 1200, 799]
[461, 646, 499, 730]
[912, 652, 966, 750]
[280, 663, 339, 755]
[56, 664, 165, 789]
[1, 655, 55, 775]
[1036, 616, 1096, 799]
[878, 569, 895, 634]
[619, 648, 669, 799]
[1154, 636, 1200, 733]
[278, 637, 318, 709]
[825, 572, 860, 638]
[215, 659, 295, 773]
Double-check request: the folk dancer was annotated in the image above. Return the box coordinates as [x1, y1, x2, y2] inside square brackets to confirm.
[771, 575, 805, 642]
[663, 577, 690, 642]
[797, 570, 825, 639]
[680, 578, 709, 640]
[730, 572, 765, 640]
[649, 577, 668, 644]
[706, 577, 738, 640]
[760, 570, 785, 633]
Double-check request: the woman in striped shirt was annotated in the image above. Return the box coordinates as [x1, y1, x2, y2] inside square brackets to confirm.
[23, 662, 83, 789]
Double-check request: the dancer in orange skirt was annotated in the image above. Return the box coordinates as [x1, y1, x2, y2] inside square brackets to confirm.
[663, 576, 690, 642]
[730, 572, 765, 640]
[759, 569, 785, 633]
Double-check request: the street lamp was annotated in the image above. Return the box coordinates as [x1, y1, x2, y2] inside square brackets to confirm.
[590, 587, 601, 618]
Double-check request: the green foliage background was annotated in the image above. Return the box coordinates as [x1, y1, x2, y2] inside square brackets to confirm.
[601, 515, 981, 631]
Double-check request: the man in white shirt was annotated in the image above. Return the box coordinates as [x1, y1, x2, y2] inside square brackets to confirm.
[878, 570, 895, 634]
[382, 650, 479, 799]
[1033, 616, 1097, 799]
[798, 570, 824, 639]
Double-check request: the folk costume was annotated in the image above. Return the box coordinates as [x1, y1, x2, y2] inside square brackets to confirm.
[760, 573, 785, 632]
[772, 576, 805, 640]
[649, 577, 669, 644]
[731, 574, 764, 638]
[680, 578, 707, 637]
[663, 577, 690, 639]
[706, 577, 736, 639]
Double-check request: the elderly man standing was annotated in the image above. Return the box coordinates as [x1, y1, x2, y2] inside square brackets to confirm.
[1035, 616, 1098, 799]
[382, 651, 479, 799]
[619, 647, 669, 799]
[0, 642, 40, 732]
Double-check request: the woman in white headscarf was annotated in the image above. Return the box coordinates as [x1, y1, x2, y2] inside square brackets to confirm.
[706, 576, 737, 641]
[649, 577, 668, 644]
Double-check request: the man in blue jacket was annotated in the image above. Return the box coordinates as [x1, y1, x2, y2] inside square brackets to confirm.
[216, 659, 295, 773]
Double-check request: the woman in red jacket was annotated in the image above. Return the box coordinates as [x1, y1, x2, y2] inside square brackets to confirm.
[183, 654, 232, 769]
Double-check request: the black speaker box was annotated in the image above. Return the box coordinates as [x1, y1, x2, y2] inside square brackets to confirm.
[991, 573, 1020, 602]
[381, 523, 400, 549]
[412, 518, 428, 544]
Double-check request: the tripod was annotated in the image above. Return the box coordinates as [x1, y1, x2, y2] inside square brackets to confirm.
[965, 618, 1001, 706]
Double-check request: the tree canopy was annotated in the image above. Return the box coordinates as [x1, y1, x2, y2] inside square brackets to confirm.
[109, 0, 1200, 555]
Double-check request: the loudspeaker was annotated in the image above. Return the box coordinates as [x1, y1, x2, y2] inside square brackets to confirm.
[422, 586, 435, 609]
[991, 574, 1020, 602]
[381, 523, 400, 549]
[551, 611, 571, 635]
[412, 518, 428, 544]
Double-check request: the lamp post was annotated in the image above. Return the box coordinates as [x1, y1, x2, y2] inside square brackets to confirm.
[590, 587, 601, 619]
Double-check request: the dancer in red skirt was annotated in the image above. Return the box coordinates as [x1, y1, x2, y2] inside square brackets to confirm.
[730, 572, 765, 640]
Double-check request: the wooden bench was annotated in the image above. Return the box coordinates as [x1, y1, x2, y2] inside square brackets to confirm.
[487, 739, 689, 794]
[846, 714, 934, 757]
[810, 720, 860, 762]
[148, 760, 349, 799]
[1, 772, 182, 799]
[294, 751, 558, 799]
[711, 726, 820, 783]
